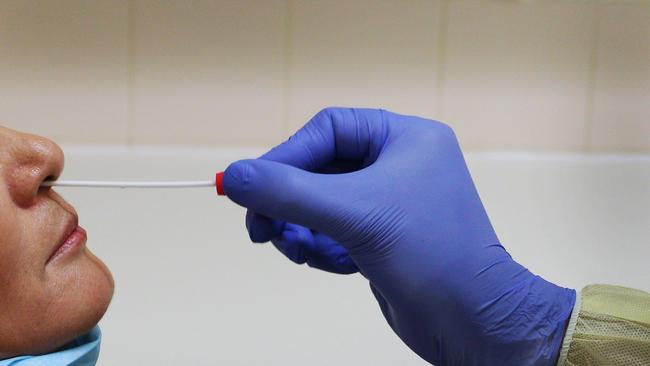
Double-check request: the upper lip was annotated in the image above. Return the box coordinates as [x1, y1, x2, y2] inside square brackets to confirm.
[47, 213, 79, 264]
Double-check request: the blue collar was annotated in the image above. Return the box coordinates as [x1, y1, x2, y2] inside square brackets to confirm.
[0, 326, 101, 366]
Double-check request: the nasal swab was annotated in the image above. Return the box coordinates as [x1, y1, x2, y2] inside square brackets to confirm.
[41, 172, 227, 195]
[41, 180, 214, 188]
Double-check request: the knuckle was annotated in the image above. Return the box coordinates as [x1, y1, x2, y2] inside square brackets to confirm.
[317, 106, 340, 116]
[420, 120, 458, 145]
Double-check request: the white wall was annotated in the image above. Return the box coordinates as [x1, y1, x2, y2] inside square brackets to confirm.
[1, 0, 649, 151]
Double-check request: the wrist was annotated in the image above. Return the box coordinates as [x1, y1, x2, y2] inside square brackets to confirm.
[513, 277, 577, 365]
[475, 275, 576, 366]
[539, 280, 577, 366]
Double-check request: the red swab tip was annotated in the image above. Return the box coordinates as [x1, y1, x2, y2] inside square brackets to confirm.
[216, 171, 225, 196]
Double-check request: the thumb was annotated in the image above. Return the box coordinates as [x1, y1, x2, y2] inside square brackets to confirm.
[222, 159, 346, 233]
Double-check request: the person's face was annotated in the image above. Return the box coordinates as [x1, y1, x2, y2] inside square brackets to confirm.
[0, 126, 113, 358]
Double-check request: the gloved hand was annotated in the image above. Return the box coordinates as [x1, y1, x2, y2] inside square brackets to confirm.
[223, 108, 575, 365]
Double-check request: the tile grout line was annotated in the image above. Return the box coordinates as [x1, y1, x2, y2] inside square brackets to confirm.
[435, 0, 450, 122]
[583, 2, 602, 153]
[125, 0, 136, 147]
[281, 0, 294, 140]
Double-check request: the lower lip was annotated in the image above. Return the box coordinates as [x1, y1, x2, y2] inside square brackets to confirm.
[49, 226, 87, 263]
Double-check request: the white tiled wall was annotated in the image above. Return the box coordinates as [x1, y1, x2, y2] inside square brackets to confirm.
[441, 0, 595, 150]
[1, 0, 649, 151]
[287, 0, 441, 131]
[590, 2, 650, 152]
[0, 1, 129, 144]
[131, 0, 286, 146]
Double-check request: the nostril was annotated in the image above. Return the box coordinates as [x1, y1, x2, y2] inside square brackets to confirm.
[43, 174, 57, 183]
[39, 175, 57, 189]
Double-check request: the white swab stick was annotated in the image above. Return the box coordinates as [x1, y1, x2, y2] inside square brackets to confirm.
[41, 180, 216, 188]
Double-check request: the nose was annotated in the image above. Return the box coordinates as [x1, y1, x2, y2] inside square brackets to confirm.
[2, 129, 64, 207]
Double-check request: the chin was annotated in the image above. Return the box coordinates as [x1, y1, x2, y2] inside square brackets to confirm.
[77, 249, 115, 330]
[46, 248, 114, 353]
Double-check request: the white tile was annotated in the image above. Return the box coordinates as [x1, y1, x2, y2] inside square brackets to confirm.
[287, 0, 441, 133]
[131, 0, 286, 147]
[0, 1, 129, 144]
[442, 0, 595, 150]
[590, 3, 650, 152]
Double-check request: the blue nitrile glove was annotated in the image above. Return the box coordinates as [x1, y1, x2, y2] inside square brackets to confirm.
[223, 108, 575, 365]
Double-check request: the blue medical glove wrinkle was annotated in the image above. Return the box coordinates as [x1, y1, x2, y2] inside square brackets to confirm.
[223, 108, 575, 365]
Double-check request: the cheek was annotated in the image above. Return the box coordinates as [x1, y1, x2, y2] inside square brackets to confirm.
[0, 205, 34, 312]
[0, 249, 113, 357]
[0, 198, 18, 266]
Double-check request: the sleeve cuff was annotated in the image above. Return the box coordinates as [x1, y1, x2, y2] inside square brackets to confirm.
[556, 289, 582, 366]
